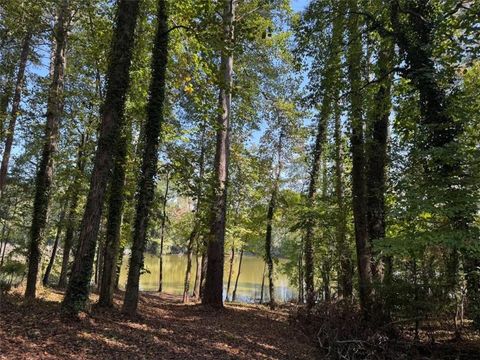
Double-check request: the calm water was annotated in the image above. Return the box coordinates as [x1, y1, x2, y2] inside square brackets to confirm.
[118, 254, 297, 303]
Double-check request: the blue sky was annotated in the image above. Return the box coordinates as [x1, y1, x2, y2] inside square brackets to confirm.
[291, 0, 308, 12]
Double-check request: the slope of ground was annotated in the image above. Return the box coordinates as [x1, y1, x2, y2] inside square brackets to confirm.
[0, 288, 318, 359]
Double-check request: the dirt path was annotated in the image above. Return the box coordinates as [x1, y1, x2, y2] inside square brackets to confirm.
[0, 289, 318, 359]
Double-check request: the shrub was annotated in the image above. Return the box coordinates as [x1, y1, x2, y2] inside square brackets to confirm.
[0, 260, 26, 294]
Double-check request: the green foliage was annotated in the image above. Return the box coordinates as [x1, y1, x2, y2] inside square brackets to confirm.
[0, 260, 26, 292]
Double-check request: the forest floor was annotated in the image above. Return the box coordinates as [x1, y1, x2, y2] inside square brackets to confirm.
[0, 287, 318, 360]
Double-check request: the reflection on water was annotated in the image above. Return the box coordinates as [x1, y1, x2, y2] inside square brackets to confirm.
[118, 253, 297, 303]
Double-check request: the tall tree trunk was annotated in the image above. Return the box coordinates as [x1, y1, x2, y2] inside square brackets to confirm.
[265, 131, 284, 309]
[260, 261, 266, 304]
[122, 0, 169, 315]
[366, 37, 393, 282]
[303, 118, 326, 309]
[298, 239, 304, 303]
[321, 262, 331, 302]
[192, 248, 202, 298]
[320, 154, 332, 302]
[158, 170, 170, 292]
[346, 0, 372, 316]
[304, 0, 346, 309]
[199, 246, 208, 299]
[225, 246, 235, 302]
[25, 1, 69, 300]
[42, 203, 67, 286]
[183, 224, 199, 303]
[0, 32, 32, 195]
[95, 234, 105, 290]
[62, 0, 140, 314]
[58, 133, 87, 288]
[232, 248, 243, 302]
[94, 238, 99, 285]
[333, 100, 353, 298]
[203, 0, 235, 308]
[190, 123, 207, 299]
[114, 245, 125, 290]
[98, 130, 128, 307]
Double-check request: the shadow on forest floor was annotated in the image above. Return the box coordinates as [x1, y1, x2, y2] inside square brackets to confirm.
[0, 287, 318, 359]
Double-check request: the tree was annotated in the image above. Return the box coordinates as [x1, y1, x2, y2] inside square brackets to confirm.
[390, 0, 479, 328]
[202, 0, 235, 308]
[122, 0, 169, 315]
[98, 127, 129, 307]
[366, 35, 393, 282]
[183, 128, 206, 302]
[0, 31, 32, 195]
[42, 199, 67, 286]
[333, 98, 353, 299]
[346, 0, 372, 316]
[263, 133, 282, 308]
[62, 0, 140, 314]
[231, 247, 244, 302]
[25, 0, 70, 299]
[261, 92, 303, 308]
[296, 0, 348, 308]
[158, 168, 170, 292]
[58, 132, 89, 288]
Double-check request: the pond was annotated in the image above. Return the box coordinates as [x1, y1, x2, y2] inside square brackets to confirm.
[118, 253, 298, 303]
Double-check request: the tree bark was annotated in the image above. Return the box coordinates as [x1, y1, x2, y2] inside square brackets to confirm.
[321, 262, 331, 302]
[114, 245, 125, 290]
[98, 129, 128, 307]
[203, 0, 235, 308]
[122, 0, 169, 315]
[333, 100, 353, 298]
[62, 0, 140, 314]
[25, 1, 69, 300]
[0, 31, 32, 195]
[320, 154, 332, 302]
[42, 202, 67, 286]
[192, 248, 202, 298]
[58, 133, 87, 288]
[366, 37, 393, 282]
[158, 170, 170, 292]
[265, 130, 284, 309]
[346, 0, 372, 316]
[298, 239, 304, 303]
[199, 246, 208, 299]
[260, 261, 266, 304]
[190, 123, 206, 299]
[303, 0, 346, 309]
[225, 246, 235, 302]
[183, 224, 199, 303]
[232, 248, 243, 302]
[95, 234, 105, 290]
[303, 117, 326, 309]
